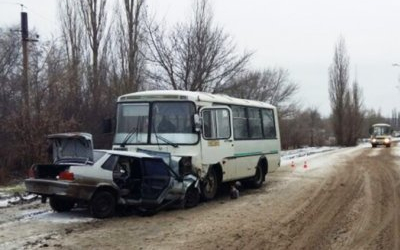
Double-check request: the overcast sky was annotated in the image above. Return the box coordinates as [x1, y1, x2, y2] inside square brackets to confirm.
[1, 0, 400, 117]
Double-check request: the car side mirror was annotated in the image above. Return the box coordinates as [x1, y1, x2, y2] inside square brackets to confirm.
[194, 114, 202, 132]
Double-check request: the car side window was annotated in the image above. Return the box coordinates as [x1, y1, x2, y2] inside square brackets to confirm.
[143, 158, 170, 176]
[101, 155, 118, 171]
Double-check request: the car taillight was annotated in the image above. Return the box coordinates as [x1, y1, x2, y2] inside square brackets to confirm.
[58, 171, 74, 180]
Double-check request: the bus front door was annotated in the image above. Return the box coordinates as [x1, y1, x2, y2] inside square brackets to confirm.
[200, 107, 235, 180]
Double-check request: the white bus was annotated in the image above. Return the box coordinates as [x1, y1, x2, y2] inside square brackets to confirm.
[369, 123, 392, 148]
[112, 90, 281, 199]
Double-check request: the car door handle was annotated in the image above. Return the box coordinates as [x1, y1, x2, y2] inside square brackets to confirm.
[224, 139, 233, 142]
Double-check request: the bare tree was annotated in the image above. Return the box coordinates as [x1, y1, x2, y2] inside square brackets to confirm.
[59, 0, 85, 118]
[79, 0, 109, 107]
[329, 37, 349, 146]
[147, 0, 251, 92]
[220, 68, 299, 118]
[0, 27, 21, 119]
[344, 81, 364, 145]
[329, 37, 365, 146]
[280, 108, 327, 149]
[112, 0, 147, 95]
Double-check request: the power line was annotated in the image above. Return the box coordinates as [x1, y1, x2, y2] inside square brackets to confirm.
[0, 1, 25, 11]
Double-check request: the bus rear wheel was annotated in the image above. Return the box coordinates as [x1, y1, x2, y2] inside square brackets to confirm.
[249, 164, 264, 189]
[201, 167, 219, 200]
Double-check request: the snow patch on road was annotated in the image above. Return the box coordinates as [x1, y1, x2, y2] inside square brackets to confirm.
[30, 209, 94, 224]
[368, 148, 383, 157]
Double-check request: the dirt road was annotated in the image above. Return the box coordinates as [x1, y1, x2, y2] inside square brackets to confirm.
[1, 143, 400, 249]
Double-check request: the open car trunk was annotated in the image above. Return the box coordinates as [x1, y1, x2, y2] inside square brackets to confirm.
[31, 164, 71, 179]
[48, 132, 94, 164]
[30, 133, 94, 179]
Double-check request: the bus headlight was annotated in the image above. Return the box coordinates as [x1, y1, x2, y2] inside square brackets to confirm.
[371, 138, 377, 143]
[384, 138, 390, 144]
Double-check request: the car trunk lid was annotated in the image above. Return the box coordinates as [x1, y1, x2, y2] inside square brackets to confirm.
[48, 132, 94, 164]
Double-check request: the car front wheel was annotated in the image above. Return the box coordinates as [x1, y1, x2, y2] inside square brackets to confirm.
[90, 190, 116, 219]
[184, 185, 200, 208]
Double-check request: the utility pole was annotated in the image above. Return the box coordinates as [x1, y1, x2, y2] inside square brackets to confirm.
[20, 10, 38, 122]
[21, 11, 29, 120]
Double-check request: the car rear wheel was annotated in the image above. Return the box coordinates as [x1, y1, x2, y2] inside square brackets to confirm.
[49, 196, 75, 212]
[90, 191, 116, 219]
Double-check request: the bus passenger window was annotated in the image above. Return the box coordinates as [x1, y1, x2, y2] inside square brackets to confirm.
[262, 109, 276, 138]
[203, 111, 212, 138]
[202, 109, 231, 139]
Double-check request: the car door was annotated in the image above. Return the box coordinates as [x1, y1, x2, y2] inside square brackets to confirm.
[141, 158, 173, 202]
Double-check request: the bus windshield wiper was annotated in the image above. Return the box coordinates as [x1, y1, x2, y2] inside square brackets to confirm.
[120, 127, 138, 148]
[155, 134, 179, 148]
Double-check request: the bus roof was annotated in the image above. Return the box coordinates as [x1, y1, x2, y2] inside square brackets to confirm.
[371, 123, 391, 127]
[118, 90, 276, 109]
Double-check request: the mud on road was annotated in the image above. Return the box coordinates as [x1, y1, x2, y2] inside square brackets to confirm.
[1, 143, 400, 250]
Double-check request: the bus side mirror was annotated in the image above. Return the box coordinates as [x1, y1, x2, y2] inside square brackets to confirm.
[194, 114, 202, 132]
[102, 118, 113, 134]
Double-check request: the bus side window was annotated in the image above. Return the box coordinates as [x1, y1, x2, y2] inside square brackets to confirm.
[202, 109, 231, 139]
[232, 106, 248, 139]
[262, 109, 276, 138]
[203, 110, 213, 138]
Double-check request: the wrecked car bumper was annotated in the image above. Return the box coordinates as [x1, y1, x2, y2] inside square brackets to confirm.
[24, 179, 96, 200]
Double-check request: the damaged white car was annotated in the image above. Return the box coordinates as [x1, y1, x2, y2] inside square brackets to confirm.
[25, 133, 200, 218]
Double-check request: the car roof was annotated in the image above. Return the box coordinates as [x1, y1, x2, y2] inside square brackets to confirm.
[48, 132, 92, 140]
[95, 149, 156, 159]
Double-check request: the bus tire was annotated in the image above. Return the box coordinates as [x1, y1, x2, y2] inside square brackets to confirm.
[249, 164, 264, 189]
[201, 167, 219, 201]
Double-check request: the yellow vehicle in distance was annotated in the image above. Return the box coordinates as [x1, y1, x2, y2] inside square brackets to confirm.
[369, 123, 392, 148]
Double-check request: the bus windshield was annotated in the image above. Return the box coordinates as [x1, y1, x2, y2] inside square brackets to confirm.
[371, 125, 391, 136]
[114, 102, 198, 145]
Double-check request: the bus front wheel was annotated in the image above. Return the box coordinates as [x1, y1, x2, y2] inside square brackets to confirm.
[201, 167, 219, 200]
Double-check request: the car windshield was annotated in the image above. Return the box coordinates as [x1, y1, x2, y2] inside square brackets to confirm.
[114, 102, 198, 145]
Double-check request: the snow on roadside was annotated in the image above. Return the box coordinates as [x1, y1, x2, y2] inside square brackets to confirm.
[22, 209, 94, 224]
[0, 199, 8, 208]
[0, 192, 38, 208]
[281, 146, 339, 162]
[280, 141, 377, 164]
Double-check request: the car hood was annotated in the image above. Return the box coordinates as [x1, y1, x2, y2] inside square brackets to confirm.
[48, 132, 94, 164]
